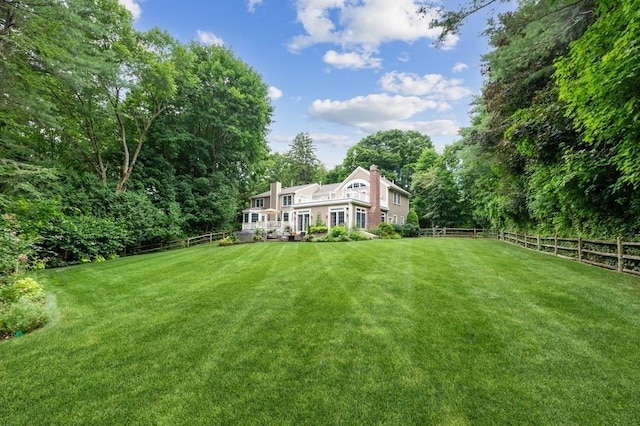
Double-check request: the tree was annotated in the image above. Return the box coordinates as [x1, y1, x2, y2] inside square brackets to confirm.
[285, 132, 323, 185]
[341, 130, 433, 190]
[411, 164, 461, 228]
[555, 0, 640, 187]
[137, 42, 273, 232]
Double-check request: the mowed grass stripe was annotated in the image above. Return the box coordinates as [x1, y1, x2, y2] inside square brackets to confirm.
[1, 239, 639, 425]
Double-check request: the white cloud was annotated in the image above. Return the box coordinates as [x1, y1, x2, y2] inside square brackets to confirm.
[268, 86, 283, 100]
[288, 0, 450, 54]
[397, 52, 410, 63]
[310, 132, 355, 149]
[309, 93, 440, 125]
[248, 0, 264, 13]
[119, 0, 141, 20]
[379, 72, 472, 101]
[452, 62, 468, 73]
[323, 50, 382, 69]
[197, 31, 225, 46]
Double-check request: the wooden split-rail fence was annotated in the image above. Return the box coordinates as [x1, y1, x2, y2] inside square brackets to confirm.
[500, 231, 640, 276]
[123, 231, 230, 256]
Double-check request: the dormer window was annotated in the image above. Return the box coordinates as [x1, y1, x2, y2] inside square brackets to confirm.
[254, 198, 264, 208]
[347, 182, 368, 189]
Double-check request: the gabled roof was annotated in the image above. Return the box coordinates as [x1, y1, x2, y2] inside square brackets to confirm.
[250, 166, 411, 199]
[250, 183, 317, 199]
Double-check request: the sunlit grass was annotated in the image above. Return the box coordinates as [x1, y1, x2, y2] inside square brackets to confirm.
[1, 239, 639, 424]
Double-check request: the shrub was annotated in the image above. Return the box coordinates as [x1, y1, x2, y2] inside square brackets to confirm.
[401, 223, 420, 238]
[0, 277, 51, 339]
[329, 226, 348, 238]
[309, 224, 328, 234]
[13, 277, 45, 302]
[218, 236, 240, 247]
[373, 222, 399, 238]
[407, 209, 419, 227]
[0, 297, 49, 338]
[348, 231, 372, 241]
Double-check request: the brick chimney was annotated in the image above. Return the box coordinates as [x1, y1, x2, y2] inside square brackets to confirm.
[270, 181, 281, 219]
[368, 165, 381, 229]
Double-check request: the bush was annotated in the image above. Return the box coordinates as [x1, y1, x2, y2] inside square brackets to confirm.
[401, 223, 420, 238]
[373, 222, 400, 238]
[0, 297, 49, 338]
[407, 209, 419, 227]
[309, 224, 328, 234]
[329, 226, 348, 238]
[13, 277, 45, 302]
[218, 236, 240, 247]
[348, 231, 373, 241]
[0, 277, 51, 339]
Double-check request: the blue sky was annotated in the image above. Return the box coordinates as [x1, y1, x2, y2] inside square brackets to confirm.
[122, 0, 499, 168]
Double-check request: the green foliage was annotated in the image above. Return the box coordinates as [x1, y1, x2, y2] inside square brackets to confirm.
[411, 165, 461, 228]
[407, 209, 419, 227]
[555, 0, 640, 187]
[400, 224, 420, 238]
[341, 130, 433, 190]
[218, 235, 240, 247]
[309, 224, 328, 234]
[0, 295, 50, 338]
[0, 214, 34, 277]
[313, 227, 371, 242]
[372, 222, 400, 239]
[329, 226, 348, 238]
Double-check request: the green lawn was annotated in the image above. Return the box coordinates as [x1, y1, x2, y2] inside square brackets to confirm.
[2, 239, 640, 425]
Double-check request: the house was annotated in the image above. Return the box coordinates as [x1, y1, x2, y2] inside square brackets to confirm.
[242, 165, 411, 233]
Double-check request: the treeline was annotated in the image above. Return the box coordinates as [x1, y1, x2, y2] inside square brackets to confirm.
[413, 0, 640, 237]
[1, 0, 272, 264]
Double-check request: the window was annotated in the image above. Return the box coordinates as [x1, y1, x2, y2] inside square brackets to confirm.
[330, 210, 345, 227]
[393, 192, 401, 205]
[393, 215, 398, 224]
[356, 208, 366, 229]
[254, 198, 264, 208]
[401, 216, 405, 225]
[297, 211, 310, 232]
[283, 212, 289, 222]
[243, 213, 249, 223]
[251, 213, 259, 223]
[347, 182, 367, 189]
[282, 195, 292, 206]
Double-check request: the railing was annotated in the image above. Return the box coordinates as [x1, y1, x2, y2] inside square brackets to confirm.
[500, 231, 640, 276]
[418, 228, 493, 238]
[298, 192, 371, 204]
[241, 221, 282, 231]
[124, 231, 230, 256]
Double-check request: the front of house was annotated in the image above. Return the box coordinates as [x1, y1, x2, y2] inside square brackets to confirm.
[242, 165, 410, 233]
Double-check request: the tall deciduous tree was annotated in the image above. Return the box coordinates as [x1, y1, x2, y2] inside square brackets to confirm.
[555, 0, 640, 187]
[342, 130, 433, 190]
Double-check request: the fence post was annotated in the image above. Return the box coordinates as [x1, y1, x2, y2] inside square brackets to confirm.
[443, 227, 447, 237]
[186, 237, 190, 248]
[433, 227, 436, 237]
[524, 232, 527, 249]
[554, 235, 558, 256]
[617, 237, 623, 273]
[577, 237, 582, 263]
[473, 228, 477, 239]
[209, 233, 213, 242]
[537, 235, 540, 251]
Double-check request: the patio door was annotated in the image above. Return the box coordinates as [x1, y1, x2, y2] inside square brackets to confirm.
[297, 212, 310, 232]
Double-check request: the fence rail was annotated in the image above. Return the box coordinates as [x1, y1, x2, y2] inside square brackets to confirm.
[418, 228, 494, 238]
[124, 231, 230, 256]
[500, 231, 640, 276]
